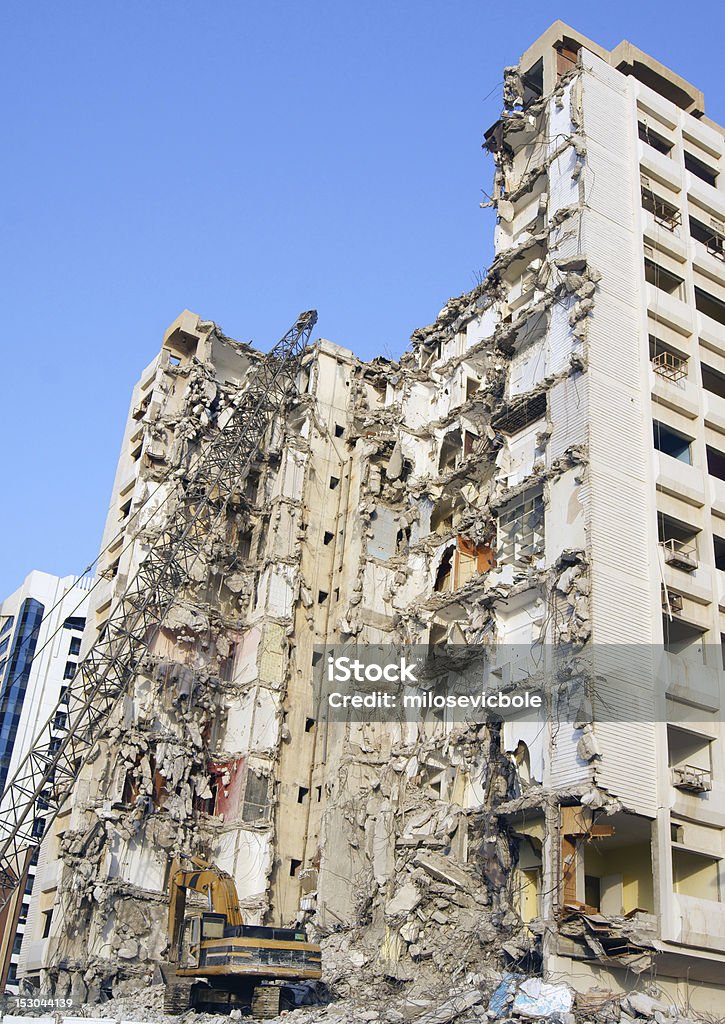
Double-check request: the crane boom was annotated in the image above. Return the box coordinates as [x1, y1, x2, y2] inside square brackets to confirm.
[0, 310, 317, 909]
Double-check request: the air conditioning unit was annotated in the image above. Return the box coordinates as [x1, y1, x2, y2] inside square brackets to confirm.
[640, 174, 651, 189]
[672, 765, 712, 793]
[710, 216, 725, 234]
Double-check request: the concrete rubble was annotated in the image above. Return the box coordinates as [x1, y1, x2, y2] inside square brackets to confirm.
[5, 974, 712, 1024]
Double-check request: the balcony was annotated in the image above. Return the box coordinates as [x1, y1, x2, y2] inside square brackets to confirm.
[646, 284, 693, 336]
[704, 390, 725, 434]
[656, 452, 705, 507]
[640, 144, 682, 191]
[670, 894, 725, 952]
[687, 175, 725, 223]
[651, 370, 699, 419]
[671, 764, 713, 793]
[708, 471, 725, 519]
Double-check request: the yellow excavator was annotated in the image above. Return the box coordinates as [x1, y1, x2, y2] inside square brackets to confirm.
[163, 858, 322, 1017]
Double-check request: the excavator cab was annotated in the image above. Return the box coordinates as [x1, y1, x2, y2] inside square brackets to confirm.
[179, 912, 226, 969]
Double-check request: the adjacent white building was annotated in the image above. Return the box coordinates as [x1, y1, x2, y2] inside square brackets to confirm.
[0, 571, 91, 991]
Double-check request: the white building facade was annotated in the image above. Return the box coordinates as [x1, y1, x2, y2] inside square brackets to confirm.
[0, 571, 91, 991]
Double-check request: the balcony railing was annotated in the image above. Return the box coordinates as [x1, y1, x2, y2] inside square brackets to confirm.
[660, 537, 698, 571]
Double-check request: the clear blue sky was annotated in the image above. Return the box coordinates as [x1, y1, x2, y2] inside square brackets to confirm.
[2, 0, 724, 598]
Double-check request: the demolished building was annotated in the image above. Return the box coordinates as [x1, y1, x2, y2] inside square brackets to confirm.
[12, 19, 725, 1016]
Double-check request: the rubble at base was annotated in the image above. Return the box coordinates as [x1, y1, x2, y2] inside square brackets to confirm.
[14, 972, 714, 1024]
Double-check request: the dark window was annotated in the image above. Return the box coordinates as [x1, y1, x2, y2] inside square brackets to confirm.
[12, 933, 22, 954]
[317, 591, 328, 604]
[69, 636, 81, 656]
[695, 287, 725, 325]
[297, 786, 309, 803]
[645, 259, 684, 296]
[238, 531, 252, 560]
[0, 617, 13, 637]
[311, 651, 323, 667]
[289, 858, 302, 878]
[53, 711, 67, 730]
[316, 785, 323, 802]
[638, 122, 673, 155]
[305, 717, 315, 732]
[653, 421, 691, 464]
[63, 661, 76, 680]
[244, 472, 260, 503]
[323, 531, 334, 545]
[59, 686, 69, 705]
[63, 616, 85, 631]
[685, 151, 718, 186]
[334, 424, 344, 437]
[714, 536, 725, 571]
[42, 909, 53, 938]
[690, 217, 725, 259]
[329, 476, 340, 490]
[702, 363, 725, 399]
[522, 58, 543, 102]
[707, 445, 725, 480]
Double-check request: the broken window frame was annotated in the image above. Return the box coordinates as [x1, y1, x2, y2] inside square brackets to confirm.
[497, 486, 544, 567]
[241, 768, 271, 823]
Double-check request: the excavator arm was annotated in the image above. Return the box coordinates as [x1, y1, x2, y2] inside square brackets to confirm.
[168, 857, 243, 960]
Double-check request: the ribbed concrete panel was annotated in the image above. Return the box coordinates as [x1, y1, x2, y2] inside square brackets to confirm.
[548, 148, 580, 218]
[547, 299, 577, 380]
[548, 83, 579, 219]
[547, 373, 589, 463]
[549, 725, 595, 789]
[579, 51, 658, 816]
